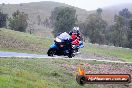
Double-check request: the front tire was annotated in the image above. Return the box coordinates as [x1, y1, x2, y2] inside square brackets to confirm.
[47, 48, 56, 56]
[68, 54, 72, 58]
[68, 50, 74, 58]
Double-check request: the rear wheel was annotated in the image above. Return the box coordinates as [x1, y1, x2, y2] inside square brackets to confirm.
[47, 48, 56, 56]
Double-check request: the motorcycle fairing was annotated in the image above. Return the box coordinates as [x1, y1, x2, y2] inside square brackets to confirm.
[50, 43, 58, 49]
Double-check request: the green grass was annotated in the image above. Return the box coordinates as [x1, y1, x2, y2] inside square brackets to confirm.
[0, 28, 52, 54]
[0, 57, 129, 88]
[81, 43, 132, 62]
[0, 57, 97, 88]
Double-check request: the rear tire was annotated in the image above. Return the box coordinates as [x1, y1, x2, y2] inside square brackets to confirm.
[47, 48, 56, 56]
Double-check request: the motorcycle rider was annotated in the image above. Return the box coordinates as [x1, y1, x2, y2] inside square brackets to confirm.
[71, 32, 80, 46]
[69, 27, 81, 53]
[69, 27, 81, 38]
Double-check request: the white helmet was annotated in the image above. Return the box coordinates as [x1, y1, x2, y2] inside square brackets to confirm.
[73, 26, 79, 30]
[76, 27, 79, 31]
[73, 27, 79, 33]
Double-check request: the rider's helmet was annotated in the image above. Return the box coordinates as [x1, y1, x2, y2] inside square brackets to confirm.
[73, 27, 77, 33]
[73, 27, 79, 33]
[76, 27, 80, 34]
[72, 26, 80, 37]
[76, 27, 79, 31]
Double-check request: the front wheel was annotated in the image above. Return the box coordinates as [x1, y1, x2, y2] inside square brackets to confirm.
[68, 54, 72, 58]
[47, 48, 56, 57]
[67, 50, 74, 58]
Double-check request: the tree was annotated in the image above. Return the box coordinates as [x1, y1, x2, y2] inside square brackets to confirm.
[119, 8, 132, 19]
[50, 7, 76, 36]
[37, 15, 41, 25]
[0, 10, 7, 28]
[128, 20, 132, 48]
[109, 8, 132, 48]
[96, 8, 102, 17]
[80, 9, 107, 44]
[43, 17, 51, 28]
[9, 10, 28, 32]
[114, 15, 128, 47]
[119, 8, 132, 34]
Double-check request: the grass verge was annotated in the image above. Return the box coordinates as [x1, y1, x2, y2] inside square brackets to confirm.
[0, 28, 52, 54]
[81, 43, 132, 62]
[0, 57, 131, 88]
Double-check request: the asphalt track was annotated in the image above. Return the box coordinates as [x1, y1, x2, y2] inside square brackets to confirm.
[0, 51, 63, 58]
[0, 51, 132, 64]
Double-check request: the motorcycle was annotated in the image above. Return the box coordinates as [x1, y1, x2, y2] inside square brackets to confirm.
[47, 38, 84, 58]
[47, 37, 74, 58]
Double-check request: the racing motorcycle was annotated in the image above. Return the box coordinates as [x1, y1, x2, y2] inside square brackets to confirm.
[47, 37, 84, 58]
[47, 37, 74, 58]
